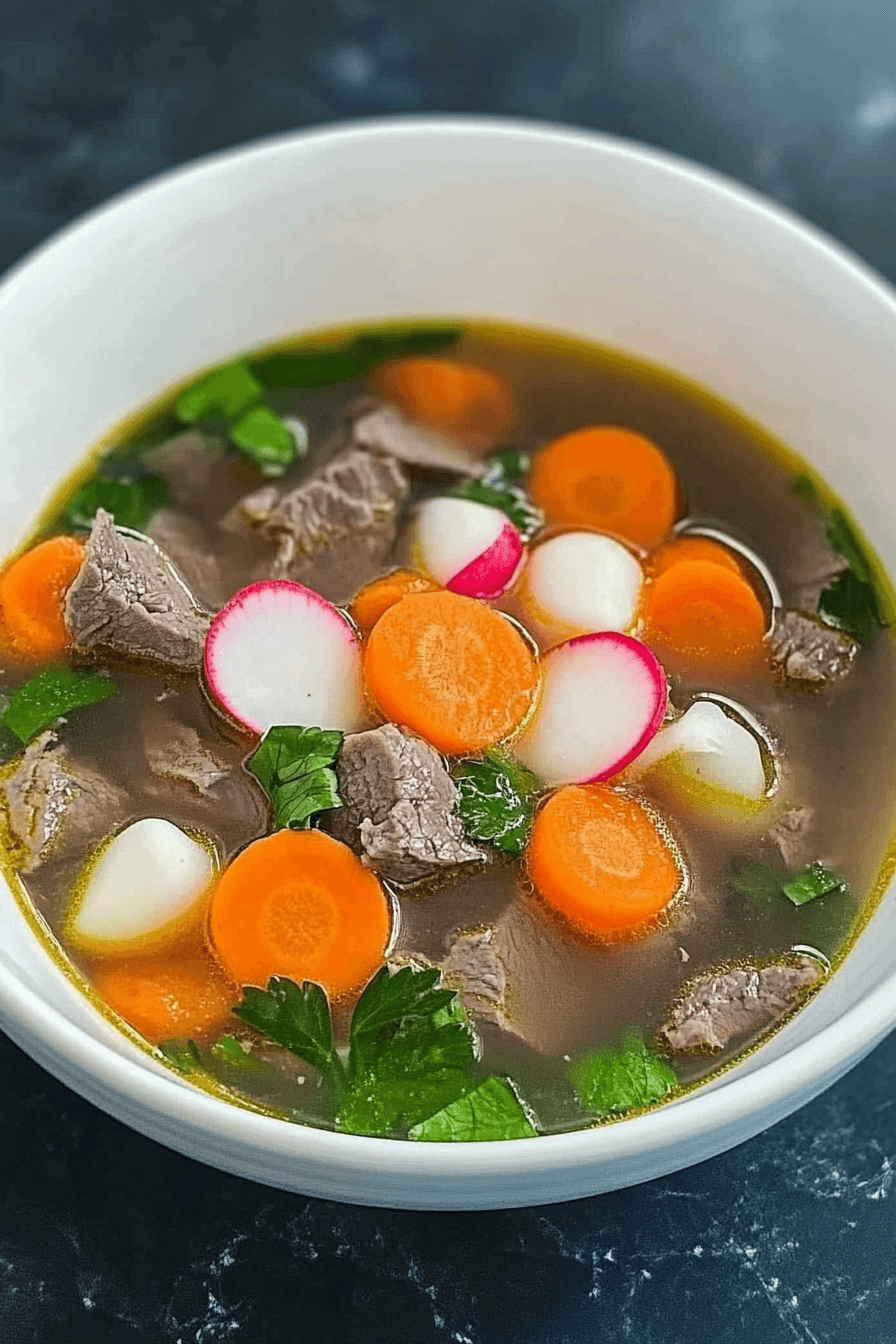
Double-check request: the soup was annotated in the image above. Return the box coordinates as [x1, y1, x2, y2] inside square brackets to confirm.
[1, 322, 893, 1142]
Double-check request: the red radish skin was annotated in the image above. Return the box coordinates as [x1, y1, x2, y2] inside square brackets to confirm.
[514, 632, 667, 786]
[204, 580, 363, 735]
[415, 497, 524, 600]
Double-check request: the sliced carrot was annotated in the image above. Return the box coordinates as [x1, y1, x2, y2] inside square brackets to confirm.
[527, 784, 683, 937]
[643, 559, 766, 669]
[0, 536, 84, 663]
[649, 535, 742, 579]
[349, 569, 441, 636]
[208, 830, 390, 1000]
[370, 357, 514, 452]
[364, 590, 540, 755]
[91, 948, 237, 1044]
[529, 426, 679, 548]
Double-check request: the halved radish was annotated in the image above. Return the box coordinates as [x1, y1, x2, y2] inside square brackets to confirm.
[630, 698, 769, 802]
[519, 531, 643, 639]
[414, 496, 523, 599]
[66, 818, 216, 955]
[204, 580, 363, 735]
[514, 632, 667, 785]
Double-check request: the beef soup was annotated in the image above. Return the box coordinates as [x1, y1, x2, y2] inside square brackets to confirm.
[1, 322, 893, 1142]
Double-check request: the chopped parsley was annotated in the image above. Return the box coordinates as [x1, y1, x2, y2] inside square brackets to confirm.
[232, 965, 538, 1140]
[454, 751, 540, 857]
[782, 860, 850, 908]
[569, 1030, 677, 1119]
[157, 1039, 204, 1075]
[174, 359, 302, 475]
[245, 725, 343, 830]
[792, 474, 884, 643]
[730, 855, 850, 909]
[450, 450, 543, 541]
[175, 361, 263, 422]
[2, 666, 118, 744]
[251, 326, 461, 389]
[409, 1076, 537, 1142]
[64, 474, 168, 533]
[230, 406, 301, 476]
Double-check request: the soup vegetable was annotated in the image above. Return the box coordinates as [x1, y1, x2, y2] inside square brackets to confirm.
[1, 322, 894, 1143]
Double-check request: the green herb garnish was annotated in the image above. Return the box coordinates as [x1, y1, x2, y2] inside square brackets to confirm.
[246, 725, 343, 829]
[569, 1030, 677, 1119]
[782, 860, 850, 907]
[232, 966, 533, 1139]
[175, 361, 263, 422]
[409, 1076, 537, 1142]
[251, 326, 461, 389]
[158, 1039, 204, 1074]
[818, 570, 881, 645]
[449, 477, 544, 540]
[454, 751, 539, 857]
[210, 1035, 266, 1072]
[230, 406, 299, 475]
[2, 666, 118, 744]
[64, 474, 168, 533]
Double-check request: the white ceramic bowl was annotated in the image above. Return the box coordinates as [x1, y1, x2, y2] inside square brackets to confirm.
[2, 117, 895, 1210]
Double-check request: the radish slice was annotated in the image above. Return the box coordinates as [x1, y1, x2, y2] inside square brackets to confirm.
[204, 580, 363, 734]
[519, 531, 643, 637]
[415, 496, 523, 599]
[514, 632, 667, 785]
[67, 818, 215, 955]
[630, 698, 768, 801]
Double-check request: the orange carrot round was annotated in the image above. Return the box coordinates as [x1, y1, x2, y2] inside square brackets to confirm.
[349, 569, 441, 636]
[528, 784, 683, 937]
[370, 357, 514, 451]
[0, 536, 84, 662]
[364, 590, 540, 754]
[208, 830, 390, 1000]
[529, 426, 679, 548]
[649, 535, 742, 579]
[91, 950, 237, 1044]
[643, 558, 766, 669]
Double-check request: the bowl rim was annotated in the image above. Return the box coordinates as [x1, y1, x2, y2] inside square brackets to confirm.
[2, 112, 896, 1178]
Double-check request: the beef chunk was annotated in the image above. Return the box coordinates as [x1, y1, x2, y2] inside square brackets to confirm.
[147, 508, 230, 609]
[0, 732, 128, 872]
[766, 806, 816, 868]
[350, 403, 479, 475]
[218, 484, 281, 537]
[65, 510, 210, 670]
[768, 610, 856, 685]
[660, 955, 823, 1053]
[145, 723, 231, 796]
[144, 431, 229, 509]
[326, 723, 485, 884]
[441, 927, 514, 1029]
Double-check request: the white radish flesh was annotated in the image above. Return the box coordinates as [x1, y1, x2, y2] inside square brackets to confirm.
[204, 580, 363, 734]
[632, 699, 768, 801]
[520, 531, 643, 636]
[514, 632, 667, 785]
[68, 818, 215, 954]
[415, 496, 523, 599]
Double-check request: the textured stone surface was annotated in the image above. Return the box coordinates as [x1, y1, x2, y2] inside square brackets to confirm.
[3, 1, 896, 1339]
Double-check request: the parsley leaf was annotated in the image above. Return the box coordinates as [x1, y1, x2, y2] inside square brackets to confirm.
[782, 860, 850, 907]
[246, 725, 343, 829]
[569, 1030, 677, 1119]
[454, 751, 539, 856]
[251, 327, 461, 389]
[729, 857, 788, 907]
[230, 406, 299, 475]
[233, 977, 345, 1097]
[2, 666, 118, 743]
[826, 508, 873, 584]
[210, 1035, 266, 1072]
[158, 1039, 204, 1075]
[483, 447, 530, 482]
[175, 361, 263, 422]
[449, 477, 543, 541]
[64, 474, 168, 533]
[818, 570, 881, 645]
[409, 1076, 537, 1142]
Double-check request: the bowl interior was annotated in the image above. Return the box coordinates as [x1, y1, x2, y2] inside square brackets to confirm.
[1, 118, 895, 1205]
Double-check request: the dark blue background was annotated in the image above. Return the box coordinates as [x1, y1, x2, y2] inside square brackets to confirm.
[2, 3, 896, 1340]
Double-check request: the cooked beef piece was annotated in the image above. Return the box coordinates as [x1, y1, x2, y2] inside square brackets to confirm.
[350, 403, 479, 475]
[766, 806, 816, 868]
[441, 927, 513, 1028]
[65, 510, 210, 670]
[660, 955, 823, 1053]
[218, 484, 281, 537]
[0, 731, 128, 872]
[768, 610, 856, 685]
[326, 723, 485, 884]
[144, 431, 230, 509]
[780, 510, 850, 612]
[147, 508, 230, 609]
[145, 723, 231, 796]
